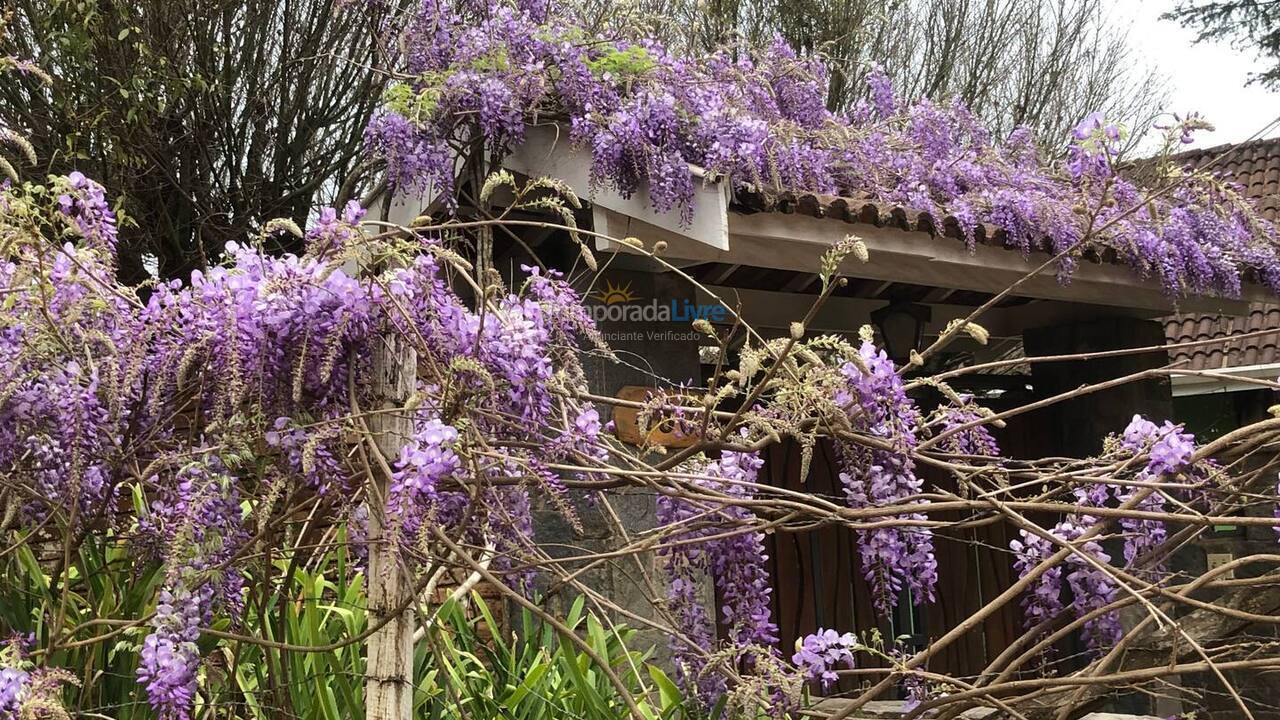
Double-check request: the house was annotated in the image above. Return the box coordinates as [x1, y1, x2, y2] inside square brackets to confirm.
[383, 125, 1277, 711]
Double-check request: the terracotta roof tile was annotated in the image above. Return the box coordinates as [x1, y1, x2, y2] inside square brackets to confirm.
[731, 140, 1280, 368]
[1165, 303, 1280, 371]
[1158, 137, 1280, 222]
[1160, 137, 1280, 370]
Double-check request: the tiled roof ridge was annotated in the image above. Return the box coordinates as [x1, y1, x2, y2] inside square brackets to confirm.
[1138, 136, 1280, 223]
[1159, 136, 1280, 373]
[1157, 135, 1280, 165]
[728, 146, 1280, 372]
[729, 187, 1279, 284]
[730, 187, 1119, 257]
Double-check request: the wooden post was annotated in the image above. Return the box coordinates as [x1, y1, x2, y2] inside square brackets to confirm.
[365, 333, 417, 720]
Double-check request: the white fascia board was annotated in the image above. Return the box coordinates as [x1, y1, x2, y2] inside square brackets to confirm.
[1171, 362, 1280, 397]
[504, 124, 730, 251]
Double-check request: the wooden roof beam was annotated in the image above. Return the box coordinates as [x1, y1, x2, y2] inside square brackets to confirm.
[590, 206, 1256, 315]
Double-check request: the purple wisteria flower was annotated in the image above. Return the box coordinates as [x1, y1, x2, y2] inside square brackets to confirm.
[386, 414, 462, 540]
[1121, 415, 1196, 477]
[792, 629, 857, 689]
[138, 588, 202, 720]
[932, 396, 1000, 457]
[134, 459, 247, 719]
[1057, 519, 1123, 652]
[1009, 530, 1065, 629]
[656, 449, 778, 707]
[901, 671, 935, 712]
[305, 200, 366, 256]
[0, 667, 27, 719]
[835, 341, 937, 615]
[1118, 415, 1199, 569]
[264, 415, 345, 493]
[1009, 415, 1204, 655]
[3, 164, 611, 719]
[55, 170, 119, 255]
[366, 0, 1280, 298]
[1011, 518, 1121, 655]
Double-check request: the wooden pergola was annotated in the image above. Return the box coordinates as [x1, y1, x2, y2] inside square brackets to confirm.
[492, 126, 1267, 348]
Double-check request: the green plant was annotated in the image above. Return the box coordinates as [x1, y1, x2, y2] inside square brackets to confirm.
[0, 532, 162, 718]
[420, 595, 683, 720]
[0, 524, 695, 720]
[221, 547, 689, 720]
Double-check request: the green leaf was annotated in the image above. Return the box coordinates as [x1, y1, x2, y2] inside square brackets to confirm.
[557, 633, 611, 717]
[565, 594, 586, 631]
[647, 665, 683, 710]
[503, 657, 551, 708]
[316, 678, 341, 720]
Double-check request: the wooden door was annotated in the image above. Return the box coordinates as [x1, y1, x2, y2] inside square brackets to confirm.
[762, 439, 1022, 692]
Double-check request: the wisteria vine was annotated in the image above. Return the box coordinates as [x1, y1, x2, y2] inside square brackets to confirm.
[656, 449, 778, 707]
[1008, 414, 1208, 656]
[835, 340, 938, 615]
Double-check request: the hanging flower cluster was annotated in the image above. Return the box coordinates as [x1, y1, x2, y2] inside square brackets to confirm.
[0, 639, 74, 720]
[1009, 530, 1066, 632]
[656, 449, 779, 706]
[930, 395, 1001, 457]
[834, 341, 937, 615]
[386, 413, 462, 539]
[1009, 414, 1206, 655]
[0, 667, 23, 719]
[305, 199, 367, 257]
[0, 172, 608, 720]
[1009, 518, 1121, 655]
[137, 588, 205, 719]
[1057, 519, 1124, 652]
[54, 171, 118, 256]
[1116, 415, 1199, 569]
[366, 0, 1280, 298]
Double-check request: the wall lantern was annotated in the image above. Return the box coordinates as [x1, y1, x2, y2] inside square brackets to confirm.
[871, 301, 931, 364]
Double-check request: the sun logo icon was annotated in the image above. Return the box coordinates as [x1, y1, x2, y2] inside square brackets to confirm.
[591, 279, 640, 305]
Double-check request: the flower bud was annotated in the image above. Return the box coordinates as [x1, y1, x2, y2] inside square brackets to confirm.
[850, 238, 869, 263]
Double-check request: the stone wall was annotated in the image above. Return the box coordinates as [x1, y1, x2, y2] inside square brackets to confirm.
[533, 268, 705, 654]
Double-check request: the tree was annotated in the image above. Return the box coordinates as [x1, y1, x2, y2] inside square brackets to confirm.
[0, 0, 387, 283]
[1165, 1, 1280, 90]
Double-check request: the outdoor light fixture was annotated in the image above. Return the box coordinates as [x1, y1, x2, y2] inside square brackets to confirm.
[871, 301, 931, 363]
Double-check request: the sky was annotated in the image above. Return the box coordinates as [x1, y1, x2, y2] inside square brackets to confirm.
[1115, 0, 1279, 150]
